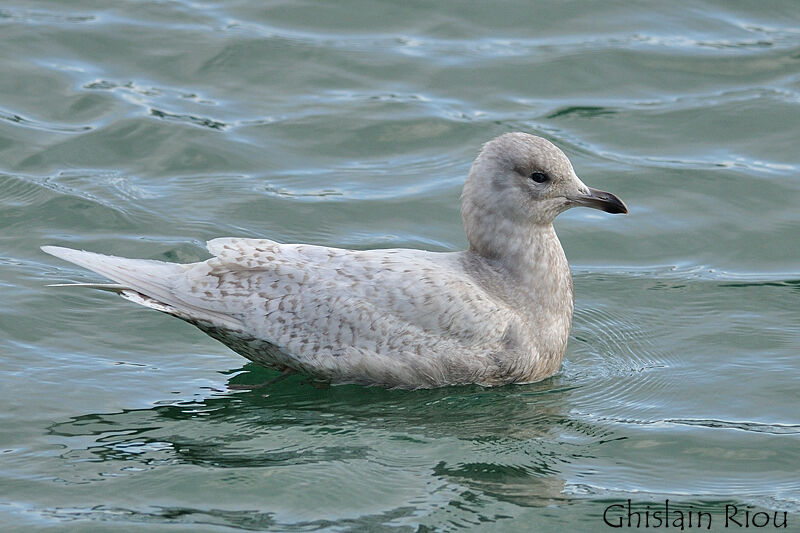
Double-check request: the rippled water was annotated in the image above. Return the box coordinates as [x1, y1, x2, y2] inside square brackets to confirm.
[2, 1, 799, 531]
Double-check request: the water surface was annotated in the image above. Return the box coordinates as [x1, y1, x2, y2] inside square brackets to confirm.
[1, 0, 799, 530]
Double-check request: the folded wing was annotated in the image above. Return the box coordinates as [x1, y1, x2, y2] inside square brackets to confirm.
[43, 238, 516, 386]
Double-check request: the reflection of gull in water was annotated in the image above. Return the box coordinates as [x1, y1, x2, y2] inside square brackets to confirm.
[43, 133, 626, 389]
[45, 380, 577, 522]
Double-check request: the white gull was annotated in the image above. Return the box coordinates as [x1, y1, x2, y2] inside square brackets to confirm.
[42, 133, 627, 389]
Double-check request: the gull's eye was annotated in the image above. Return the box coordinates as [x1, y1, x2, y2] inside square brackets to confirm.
[529, 171, 549, 183]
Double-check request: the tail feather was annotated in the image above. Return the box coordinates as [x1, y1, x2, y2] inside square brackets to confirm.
[41, 246, 244, 330]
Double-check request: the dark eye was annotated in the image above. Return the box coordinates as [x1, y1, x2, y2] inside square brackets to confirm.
[529, 171, 549, 183]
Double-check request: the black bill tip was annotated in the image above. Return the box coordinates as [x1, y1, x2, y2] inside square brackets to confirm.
[574, 187, 628, 214]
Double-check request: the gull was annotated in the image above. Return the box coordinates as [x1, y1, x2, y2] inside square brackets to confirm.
[42, 133, 627, 389]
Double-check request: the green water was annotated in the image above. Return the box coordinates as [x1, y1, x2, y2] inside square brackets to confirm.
[2, 0, 799, 531]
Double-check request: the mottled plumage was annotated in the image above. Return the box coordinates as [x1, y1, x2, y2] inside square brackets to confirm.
[43, 133, 627, 389]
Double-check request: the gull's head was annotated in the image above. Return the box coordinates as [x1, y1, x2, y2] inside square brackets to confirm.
[461, 132, 627, 256]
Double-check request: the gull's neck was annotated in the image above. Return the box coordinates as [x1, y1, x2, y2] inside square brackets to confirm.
[468, 222, 573, 312]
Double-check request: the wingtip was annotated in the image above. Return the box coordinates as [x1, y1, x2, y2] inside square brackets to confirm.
[41, 245, 73, 257]
[41, 245, 87, 262]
